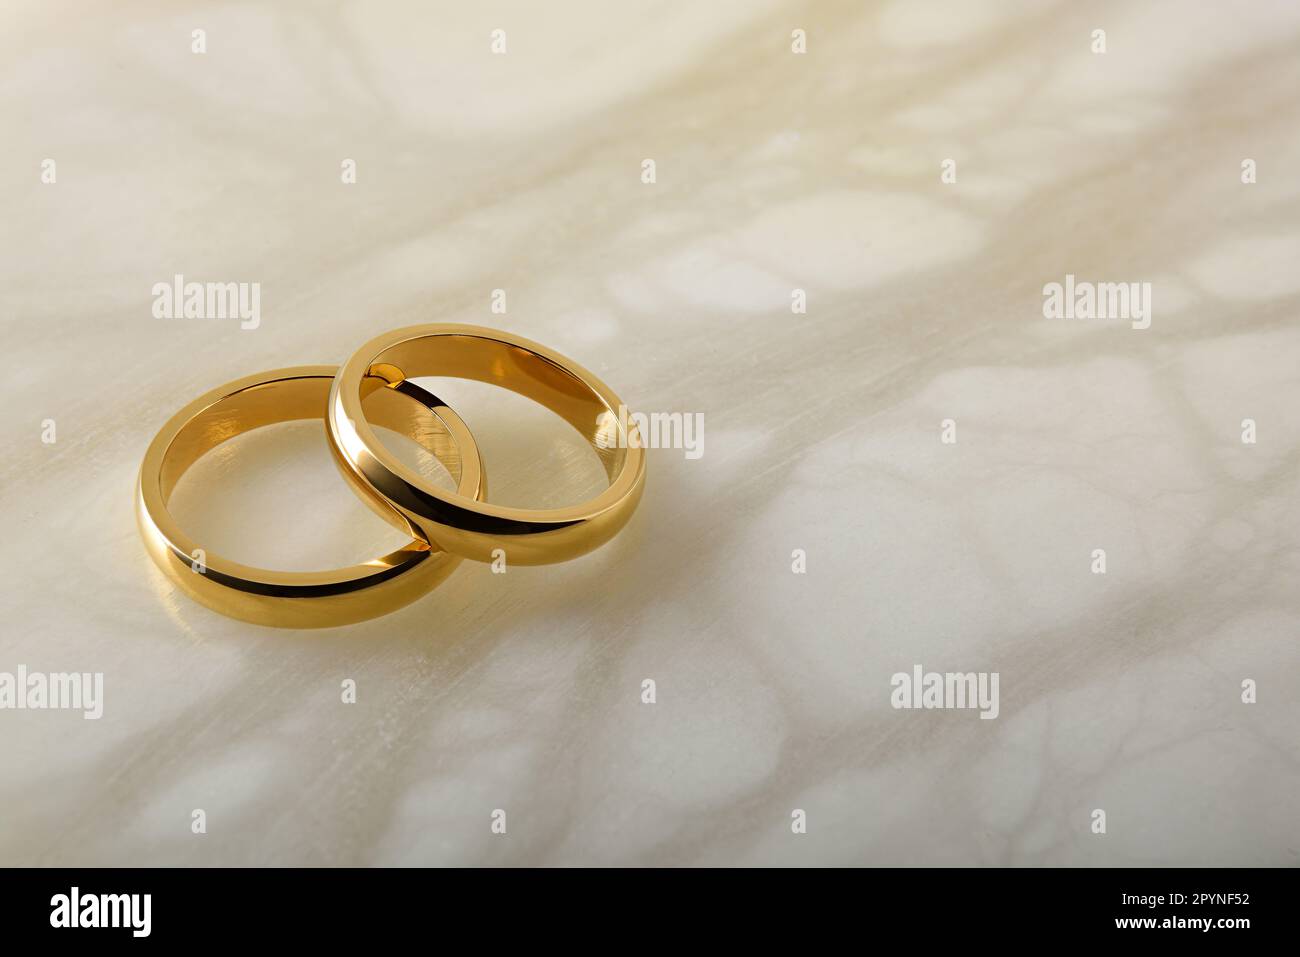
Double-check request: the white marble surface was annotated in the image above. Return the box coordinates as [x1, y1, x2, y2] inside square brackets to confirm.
[2, 0, 1298, 865]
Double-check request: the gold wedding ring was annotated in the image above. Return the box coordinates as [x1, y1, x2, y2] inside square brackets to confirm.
[136, 366, 484, 627]
[327, 324, 646, 565]
[136, 326, 645, 626]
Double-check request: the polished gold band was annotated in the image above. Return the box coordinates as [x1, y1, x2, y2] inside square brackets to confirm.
[328, 324, 646, 565]
[135, 366, 484, 628]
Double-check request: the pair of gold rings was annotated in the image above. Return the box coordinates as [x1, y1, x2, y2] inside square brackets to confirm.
[136, 325, 646, 628]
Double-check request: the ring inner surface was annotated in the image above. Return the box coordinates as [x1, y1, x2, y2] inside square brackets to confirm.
[162, 375, 460, 502]
[369, 334, 627, 483]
